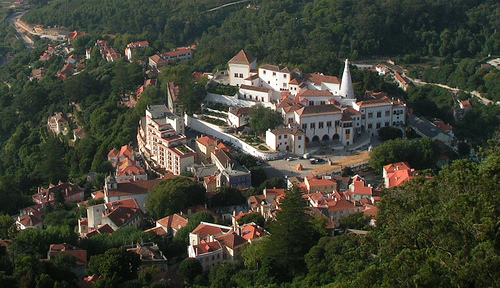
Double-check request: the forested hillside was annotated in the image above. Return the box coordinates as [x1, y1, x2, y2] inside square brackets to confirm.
[22, 0, 245, 47]
[23, 0, 500, 75]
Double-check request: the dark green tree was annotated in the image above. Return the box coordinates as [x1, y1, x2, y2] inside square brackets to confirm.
[210, 187, 246, 208]
[261, 187, 317, 282]
[146, 177, 205, 220]
[87, 248, 141, 287]
[179, 258, 203, 286]
[248, 106, 282, 135]
[378, 126, 403, 141]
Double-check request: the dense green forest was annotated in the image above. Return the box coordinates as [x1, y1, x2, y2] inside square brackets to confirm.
[21, 0, 500, 74]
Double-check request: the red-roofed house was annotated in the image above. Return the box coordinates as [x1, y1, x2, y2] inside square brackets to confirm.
[48, 244, 87, 277]
[82, 198, 143, 236]
[188, 240, 223, 271]
[150, 213, 189, 240]
[32, 182, 84, 207]
[304, 177, 337, 193]
[16, 214, 43, 230]
[346, 175, 373, 201]
[162, 47, 194, 63]
[383, 162, 415, 188]
[103, 176, 163, 211]
[215, 232, 248, 261]
[67, 30, 86, 43]
[204, 175, 217, 193]
[228, 50, 257, 86]
[239, 223, 267, 242]
[228, 107, 251, 128]
[189, 222, 232, 246]
[196, 136, 218, 164]
[125, 41, 149, 61]
[47, 112, 69, 135]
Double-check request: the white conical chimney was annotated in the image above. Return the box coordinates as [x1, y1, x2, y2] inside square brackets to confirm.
[340, 59, 354, 99]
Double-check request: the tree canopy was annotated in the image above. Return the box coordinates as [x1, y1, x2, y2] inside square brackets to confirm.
[248, 106, 282, 135]
[369, 138, 441, 172]
[146, 177, 206, 220]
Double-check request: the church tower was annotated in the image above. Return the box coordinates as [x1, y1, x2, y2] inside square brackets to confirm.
[340, 59, 354, 99]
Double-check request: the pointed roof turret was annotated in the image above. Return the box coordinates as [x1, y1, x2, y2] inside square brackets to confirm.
[228, 50, 255, 65]
[340, 59, 354, 99]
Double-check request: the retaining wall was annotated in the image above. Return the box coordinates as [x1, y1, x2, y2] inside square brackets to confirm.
[185, 115, 281, 160]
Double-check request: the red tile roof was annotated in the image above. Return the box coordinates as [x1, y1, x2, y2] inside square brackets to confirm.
[106, 179, 162, 197]
[240, 223, 267, 241]
[383, 162, 411, 173]
[352, 180, 373, 196]
[363, 204, 378, 217]
[296, 104, 341, 116]
[215, 232, 248, 249]
[144, 226, 168, 236]
[197, 136, 218, 147]
[228, 50, 254, 65]
[299, 89, 334, 98]
[48, 243, 87, 266]
[157, 214, 188, 231]
[191, 223, 231, 239]
[304, 72, 340, 85]
[192, 241, 222, 254]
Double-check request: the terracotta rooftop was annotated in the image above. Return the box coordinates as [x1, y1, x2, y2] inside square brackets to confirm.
[191, 222, 232, 239]
[228, 50, 254, 65]
[192, 241, 222, 254]
[228, 106, 251, 117]
[304, 72, 340, 85]
[197, 136, 218, 147]
[106, 178, 163, 197]
[296, 104, 341, 116]
[48, 243, 87, 266]
[240, 84, 272, 93]
[215, 232, 248, 249]
[157, 214, 188, 231]
[299, 89, 335, 98]
[259, 64, 291, 73]
[383, 162, 411, 173]
[240, 223, 267, 241]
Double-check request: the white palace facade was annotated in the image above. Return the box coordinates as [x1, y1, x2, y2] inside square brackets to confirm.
[227, 50, 407, 148]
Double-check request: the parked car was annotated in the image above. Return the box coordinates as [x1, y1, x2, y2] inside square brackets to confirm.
[286, 157, 294, 161]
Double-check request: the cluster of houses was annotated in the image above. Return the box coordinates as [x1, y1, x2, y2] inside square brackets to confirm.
[148, 46, 195, 73]
[47, 111, 86, 141]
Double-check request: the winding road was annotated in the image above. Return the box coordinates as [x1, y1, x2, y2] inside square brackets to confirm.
[7, 11, 34, 50]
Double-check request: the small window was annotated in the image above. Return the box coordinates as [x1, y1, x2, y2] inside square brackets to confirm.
[278, 135, 281, 139]
[368, 123, 372, 129]
[239, 73, 243, 78]
[263, 70, 266, 74]
[310, 123, 315, 129]
[376, 123, 381, 129]
[283, 74, 287, 78]
[234, 73, 238, 78]
[368, 112, 373, 118]
[376, 112, 381, 118]
[298, 145, 301, 148]
[326, 121, 332, 127]
[318, 122, 324, 129]
[385, 111, 390, 117]
[302, 124, 307, 130]
[298, 136, 302, 140]
[273, 72, 276, 76]
[309, 101, 314, 106]
[284, 135, 288, 139]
